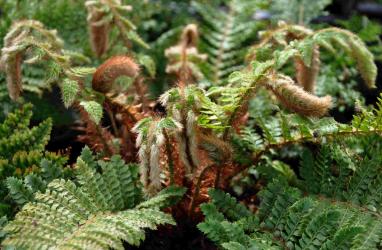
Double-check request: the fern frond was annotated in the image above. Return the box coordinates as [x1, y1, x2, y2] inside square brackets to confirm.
[236, 94, 382, 165]
[0, 104, 69, 217]
[249, 24, 378, 93]
[199, 180, 382, 249]
[3, 148, 184, 249]
[270, 0, 332, 25]
[85, 0, 148, 57]
[193, 0, 264, 84]
[0, 20, 65, 100]
[165, 24, 207, 82]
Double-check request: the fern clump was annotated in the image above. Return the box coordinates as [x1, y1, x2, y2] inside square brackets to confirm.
[0, 1, 381, 249]
[2, 146, 185, 249]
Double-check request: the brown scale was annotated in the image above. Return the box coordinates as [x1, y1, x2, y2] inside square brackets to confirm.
[75, 105, 117, 156]
[92, 56, 140, 93]
[88, 10, 109, 58]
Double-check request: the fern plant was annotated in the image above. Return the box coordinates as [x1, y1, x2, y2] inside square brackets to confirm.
[2, 146, 185, 249]
[0, 1, 382, 248]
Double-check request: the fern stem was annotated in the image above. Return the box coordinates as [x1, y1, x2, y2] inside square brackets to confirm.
[189, 163, 217, 215]
[105, 104, 120, 137]
[164, 130, 175, 185]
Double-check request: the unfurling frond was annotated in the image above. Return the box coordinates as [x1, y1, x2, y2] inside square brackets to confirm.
[249, 23, 378, 93]
[2, 148, 185, 250]
[0, 20, 65, 100]
[265, 74, 332, 117]
[86, 1, 110, 57]
[165, 24, 207, 82]
[92, 55, 140, 93]
[132, 117, 182, 194]
[85, 0, 148, 57]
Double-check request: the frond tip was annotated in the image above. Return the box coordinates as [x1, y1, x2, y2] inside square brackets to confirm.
[265, 74, 332, 117]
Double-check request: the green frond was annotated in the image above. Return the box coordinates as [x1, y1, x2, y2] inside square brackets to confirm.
[3, 149, 184, 249]
[79, 100, 103, 124]
[0, 118, 51, 159]
[0, 105, 69, 217]
[270, 0, 332, 25]
[207, 189, 251, 221]
[298, 136, 382, 212]
[61, 78, 79, 108]
[5, 177, 34, 205]
[199, 180, 382, 249]
[193, 0, 265, 84]
[235, 94, 382, 163]
[0, 103, 33, 138]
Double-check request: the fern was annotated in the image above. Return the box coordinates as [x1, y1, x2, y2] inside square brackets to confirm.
[0, 104, 69, 217]
[199, 180, 382, 249]
[193, 0, 265, 85]
[86, 0, 149, 57]
[299, 136, 382, 212]
[270, 0, 332, 25]
[249, 23, 377, 94]
[2, 147, 185, 249]
[234, 94, 382, 165]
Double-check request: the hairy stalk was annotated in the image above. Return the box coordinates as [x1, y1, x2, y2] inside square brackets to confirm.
[294, 45, 320, 93]
[189, 164, 217, 215]
[164, 130, 175, 185]
[87, 3, 109, 57]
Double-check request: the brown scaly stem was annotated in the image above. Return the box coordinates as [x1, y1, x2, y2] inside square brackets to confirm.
[94, 123, 115, 156]
[189, 164, 217, 216]
[105, 103, 120, 137]
[164, 130, 175, 185]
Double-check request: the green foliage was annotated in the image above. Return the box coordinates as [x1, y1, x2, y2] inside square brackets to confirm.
[338, 15, 382, 61]
[299, 136, 382, 211]
[193, 0, 266, 85]
[199, 180, 382, 249]
[270, 0, 332, 25]
[234, 93, 382, 162]
[80, 100, 104, 125]
[0, 104, 69, 218]
[2, 147, 185, 249]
